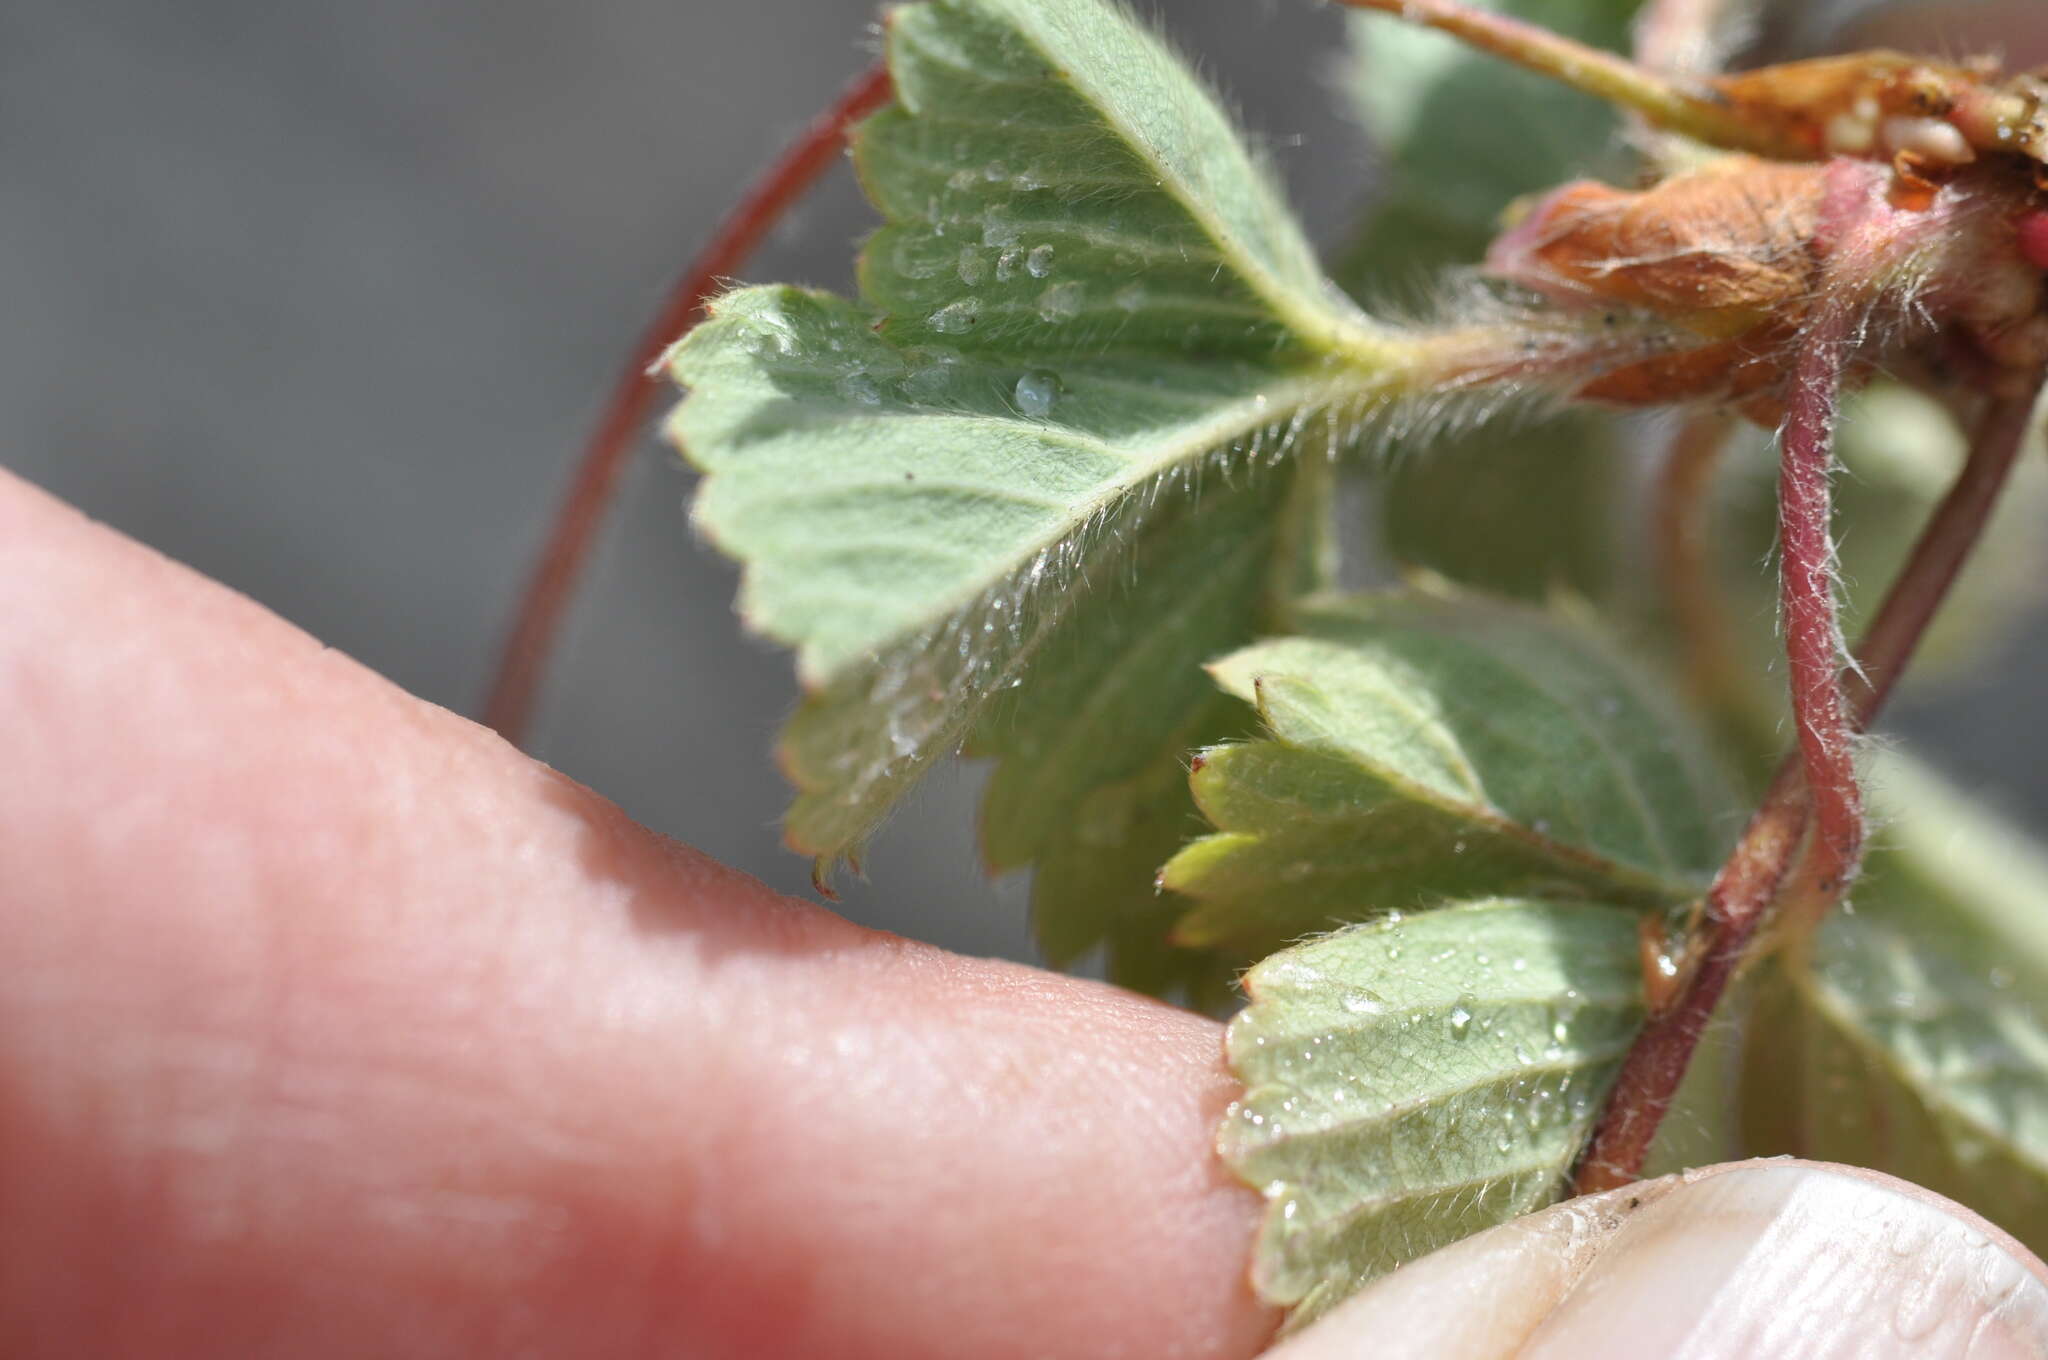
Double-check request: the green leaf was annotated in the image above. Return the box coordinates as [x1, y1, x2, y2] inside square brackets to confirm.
[1223, 898, 1645, 1328]
[1163, 591, 1733, 957]
[1742, 752, 2048, 1250]
[668, 0, 1401, 871]
[981, 458, 1333, 1002]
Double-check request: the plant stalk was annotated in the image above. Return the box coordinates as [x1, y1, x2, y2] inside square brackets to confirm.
[1575, 369, 2045, 1192]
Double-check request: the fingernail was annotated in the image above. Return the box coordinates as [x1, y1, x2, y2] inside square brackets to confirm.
[1520, 1165, 2048, 1358]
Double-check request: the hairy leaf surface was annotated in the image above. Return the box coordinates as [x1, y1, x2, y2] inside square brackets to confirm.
[1743, 754, 2048, 1250]
[668, 0, 1398, 870]
[1163, 592, 1732, 956]
[1223, 898, 1644, 1328]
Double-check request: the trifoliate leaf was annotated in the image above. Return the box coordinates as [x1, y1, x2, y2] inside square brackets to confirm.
[1742, 752, 2048, 1250]
[1163, 591, 1733, 956]
[668, 0, 1403, 873]
[1223, 898, 1645, 1329]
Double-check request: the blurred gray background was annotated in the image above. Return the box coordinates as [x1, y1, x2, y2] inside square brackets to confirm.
[5, 0, 2046, 964]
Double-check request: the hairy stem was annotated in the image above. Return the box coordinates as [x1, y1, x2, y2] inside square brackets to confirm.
[481, 62, 893, 743]
[1336, 0, 1799, 157]
[1777, 306, 1863, 900]
[1575, 371, 2045, 1192]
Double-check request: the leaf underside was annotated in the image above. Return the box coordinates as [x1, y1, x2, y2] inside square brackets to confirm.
[667, 0, 1393, 877]
[1224, 898, 1645, 1329]
[1165, 590, 1733, 959]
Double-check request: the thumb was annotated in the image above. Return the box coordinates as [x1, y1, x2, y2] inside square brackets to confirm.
[1266, 1159, 2048, 1359]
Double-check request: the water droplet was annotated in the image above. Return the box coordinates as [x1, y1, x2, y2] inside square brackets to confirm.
[1013, 371, 1058, 418]
[1511, 956, 1527, 973]
[1451, 839, 1468, 855]
[1026, 244, 1055, 278]
[1342, 990, 1386, 1016]
[1037, 281, 1085, 322]
[947, 168, 979, 191]
[1114, 283, 1146, 312]
[1990, 967, 2015, 990]
[982, 161, 1009, 182]
[995, 249, 1021, 282]
[836, 372, 883, 405]
[927, 299, 980, 334]
[957, 247, 988, 285]
[1448, 1001, 1475, 1038]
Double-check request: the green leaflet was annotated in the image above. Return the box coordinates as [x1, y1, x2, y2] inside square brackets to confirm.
[1164, 591, 1733, 957]
[984, 459, 1334, 1004]
[667, 0, 1400, 871]
[1743, 753, 2048, 1250]
[1223, 898, 1645, 1329]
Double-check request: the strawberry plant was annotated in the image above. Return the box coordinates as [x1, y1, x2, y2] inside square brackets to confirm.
[490, 0, 2048, 1333]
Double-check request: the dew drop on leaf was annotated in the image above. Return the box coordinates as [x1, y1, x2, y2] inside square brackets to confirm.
[928, 299, 981, 334]
[1448, 1000, 1475, 1038]
[957, 247, 988, 285]
[1014, 371, 1059, 418]
[1026, 243, 1056, 278]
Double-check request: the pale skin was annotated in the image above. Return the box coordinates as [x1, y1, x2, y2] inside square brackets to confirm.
[3, 462, 2045, 1358]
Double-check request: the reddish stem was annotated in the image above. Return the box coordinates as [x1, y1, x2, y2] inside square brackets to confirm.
[1575, 370, 2046, 1192]
[1776, 304, 1864, 899]
[481, 61, 894, 743]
